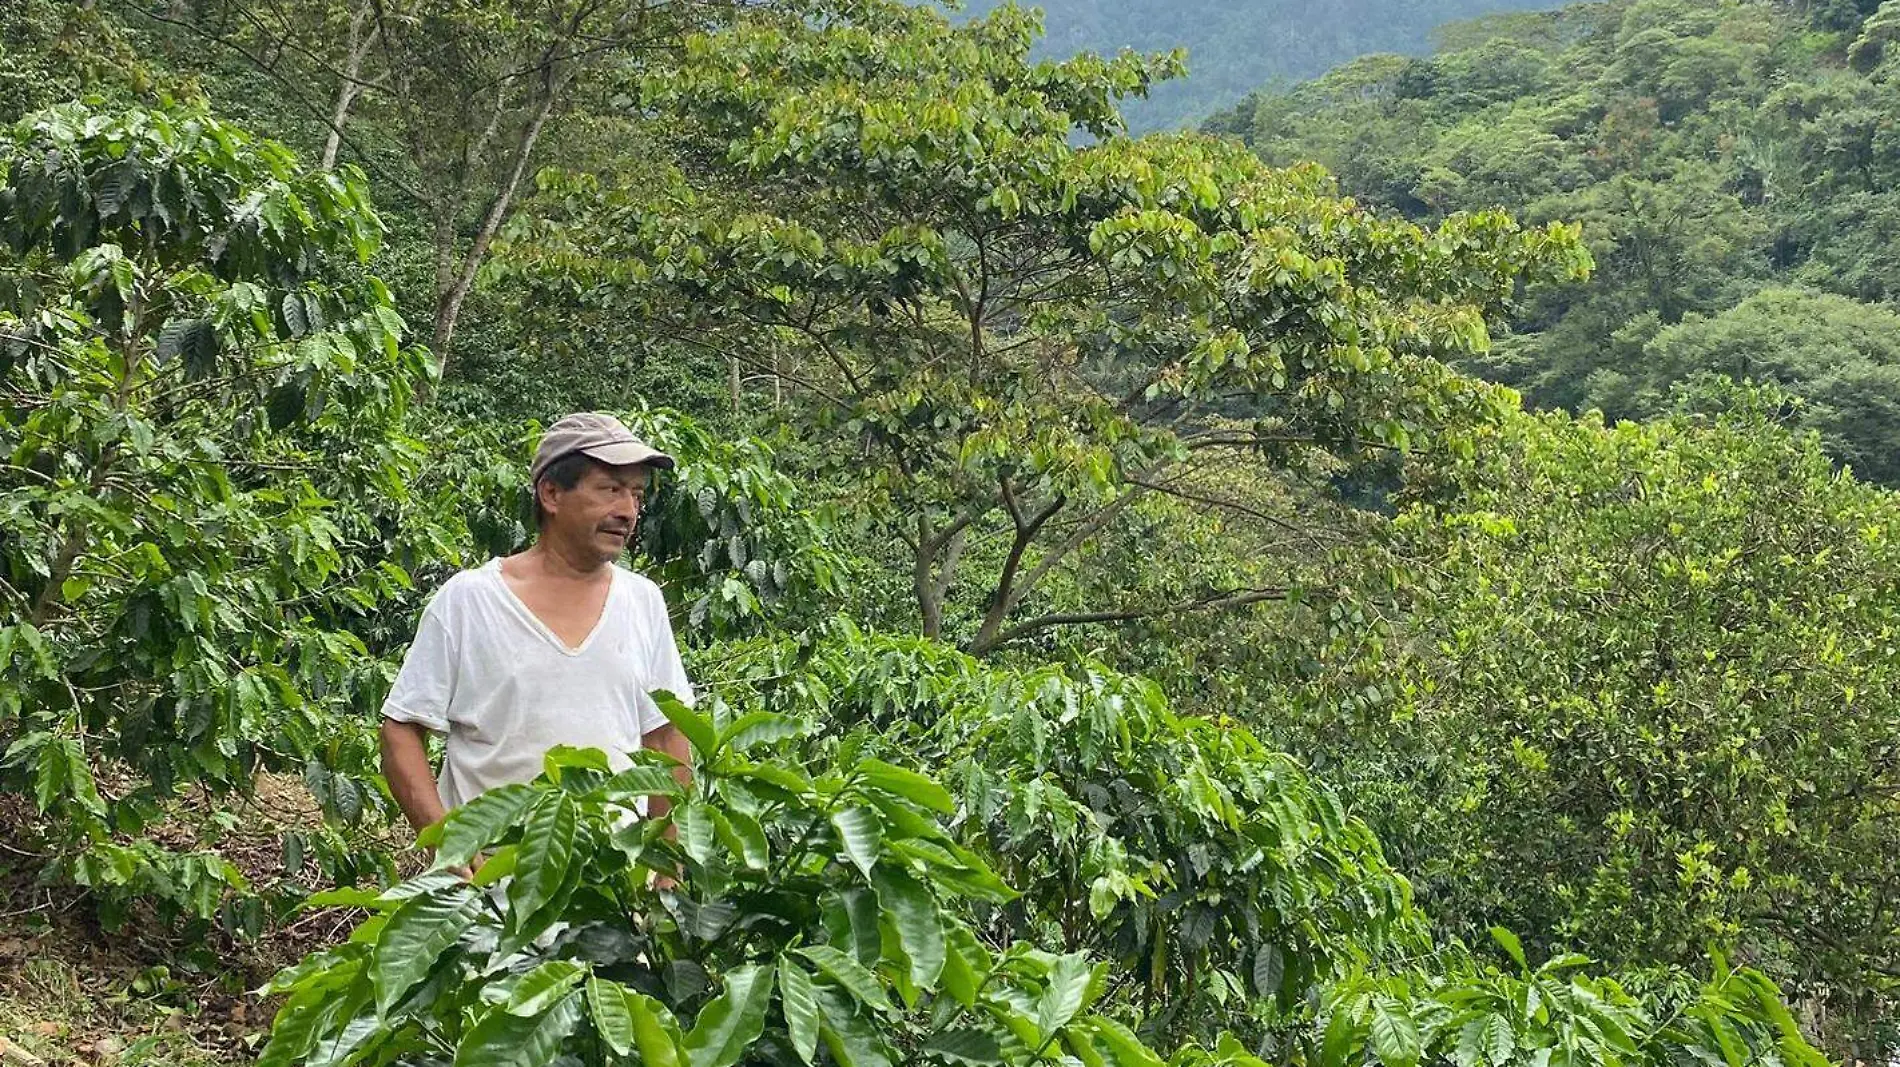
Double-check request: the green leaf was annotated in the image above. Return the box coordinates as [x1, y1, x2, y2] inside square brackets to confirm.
[1370, 1000, 1422, 1067]
[1251, 943, 1284, 999]
[940, 932, 983, 1008]
[1034, 953, 1095, 1041]
[676, 801, 716, 866]
[590, 977, 687, 1066]
[592, 765, 683, 801]
[1322, 1005, 1358, 1067]
[506, 960, 587, 1016]
[1490, 926, 1527, 971]
[436, 783, 537, 869]
[1086, 1017, 1164, 1067]
[1453, 1019, 1485, 1067]
[454, 990, 583, 1067]
[872, 865, 945, 988]
[717, 711, 805, 753]
[1481, 1014, 1514, 1067]
[506, 794, 576, 930]
[857, 758, 955, 814]
[370, 885, 480, 1015]
[684, 962, 775, 1067]
[588, 976, 638, 1057]
[795, 944, 890, 1014]
[714, 808, 769, 870]
[656, 691, 716, 757]
[814, 985, 895, 1067]
[830, 805, 882, 877]
[922, 1028, 1006, 1066]
[778, 958, 821, 1065]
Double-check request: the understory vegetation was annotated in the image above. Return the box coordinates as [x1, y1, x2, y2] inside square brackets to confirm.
[1, 0, 1895, 1064]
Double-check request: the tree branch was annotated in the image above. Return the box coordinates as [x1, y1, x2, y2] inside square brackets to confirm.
[980, 586, 1289, 651]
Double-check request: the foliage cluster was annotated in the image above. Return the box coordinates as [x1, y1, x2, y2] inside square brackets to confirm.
[267, 697, 1823, 1067]
[1265, 396, 1900, 1047]
[1211, 0, 1900, 483]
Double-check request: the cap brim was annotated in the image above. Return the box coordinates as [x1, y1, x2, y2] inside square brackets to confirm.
[578, 441, 676, 470]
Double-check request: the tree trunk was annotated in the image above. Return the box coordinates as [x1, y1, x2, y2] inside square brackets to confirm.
[320, 0, 377, 171]
[428, 64, 564, 378]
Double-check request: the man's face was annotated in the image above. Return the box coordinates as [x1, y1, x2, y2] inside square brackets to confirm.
[543, 462, 650, 562]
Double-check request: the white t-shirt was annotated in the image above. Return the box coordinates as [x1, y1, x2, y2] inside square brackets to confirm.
[381, 559, 693, 810]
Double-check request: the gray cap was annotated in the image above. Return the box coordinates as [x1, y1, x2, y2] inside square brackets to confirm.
[530, 412, 675, 484]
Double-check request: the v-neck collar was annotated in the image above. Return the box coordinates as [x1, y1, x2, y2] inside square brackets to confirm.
[485, 558, 617, 657]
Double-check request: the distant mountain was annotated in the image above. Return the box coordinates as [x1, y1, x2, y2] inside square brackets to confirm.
[947, 0, 1569, 132]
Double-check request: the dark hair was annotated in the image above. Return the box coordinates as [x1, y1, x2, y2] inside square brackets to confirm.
[533, 452, 599, 530]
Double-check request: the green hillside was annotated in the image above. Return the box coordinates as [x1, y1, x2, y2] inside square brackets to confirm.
[1210, 0, 1900, 481]
[950, 0, 1568, 131]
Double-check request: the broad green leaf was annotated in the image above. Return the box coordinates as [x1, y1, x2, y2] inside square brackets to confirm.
[778, 957, 821, 1065]
[1322, 1006, 1358, 1067]
[454, 990, 583, 1067]
[589, 977, 686, 1067]
[676, 802, 716, 866]
[256, 980, 355, 1067]
[714, 808, 769, 869]
[588, 976, 638, 1057]
[1033, 952, 1094, 1041]
[795, 944, 890, 1014]
[1490, 926, 1528, 971]
[303, 887, 388, 911]
[506, 960, 587, 1016]
[872, 865, 945, 988]
[631, 988, 688, 1067]
[831, 805, 882, 877]
[824, 888, 881, 966]
[543, 744, 613, 779]
[923, 1028, 1006, 1066]
[1085, 1017, 1163, 1067]
[684, 962, 775, 1067]
[507, 794, 577, 929]
[1252, 943, 1284, 999]
[1370, 1000, 1422, 1067]
[435, 783, 536, 868]
[814, 985, 895, 1067]
[593, 765, 683, 801]
[1453, 1019, 1485, 1067]
[940, 932, 983, 1008]
[717, 711, 805, 753]
[857, 758, 955, 814]
[656, 691, 716, 757]
[370, 885, 480, 1015]
[1481, 1014, 1514, 1067]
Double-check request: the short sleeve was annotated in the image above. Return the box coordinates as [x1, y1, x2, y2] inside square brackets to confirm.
[636, 584, 694, 737]
[381, 588, 461, 733]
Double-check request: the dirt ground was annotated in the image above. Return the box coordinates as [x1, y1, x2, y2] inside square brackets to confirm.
[0, 777, 413, 1066]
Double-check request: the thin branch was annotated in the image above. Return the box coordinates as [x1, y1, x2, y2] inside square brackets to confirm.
[983, 586, 1289, 650]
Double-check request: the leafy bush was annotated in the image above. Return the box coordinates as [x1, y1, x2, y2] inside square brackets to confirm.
[1269, 396, 1900, 1044]
[711, 624, 1421, 1047]
[259, 703, 1243, 1067]
[0, 102, 429, 930]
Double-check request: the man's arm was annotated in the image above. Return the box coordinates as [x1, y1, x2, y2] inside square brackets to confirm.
[381, 719, 448, 833]
[641, 721, 692, 822]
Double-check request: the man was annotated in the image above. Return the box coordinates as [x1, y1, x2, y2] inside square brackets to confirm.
[379, 412, 694, 857]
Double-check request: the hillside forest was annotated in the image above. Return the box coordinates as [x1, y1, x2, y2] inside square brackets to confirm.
[947, 0, 1567, 132]
[1, 0, 1897, 1066]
